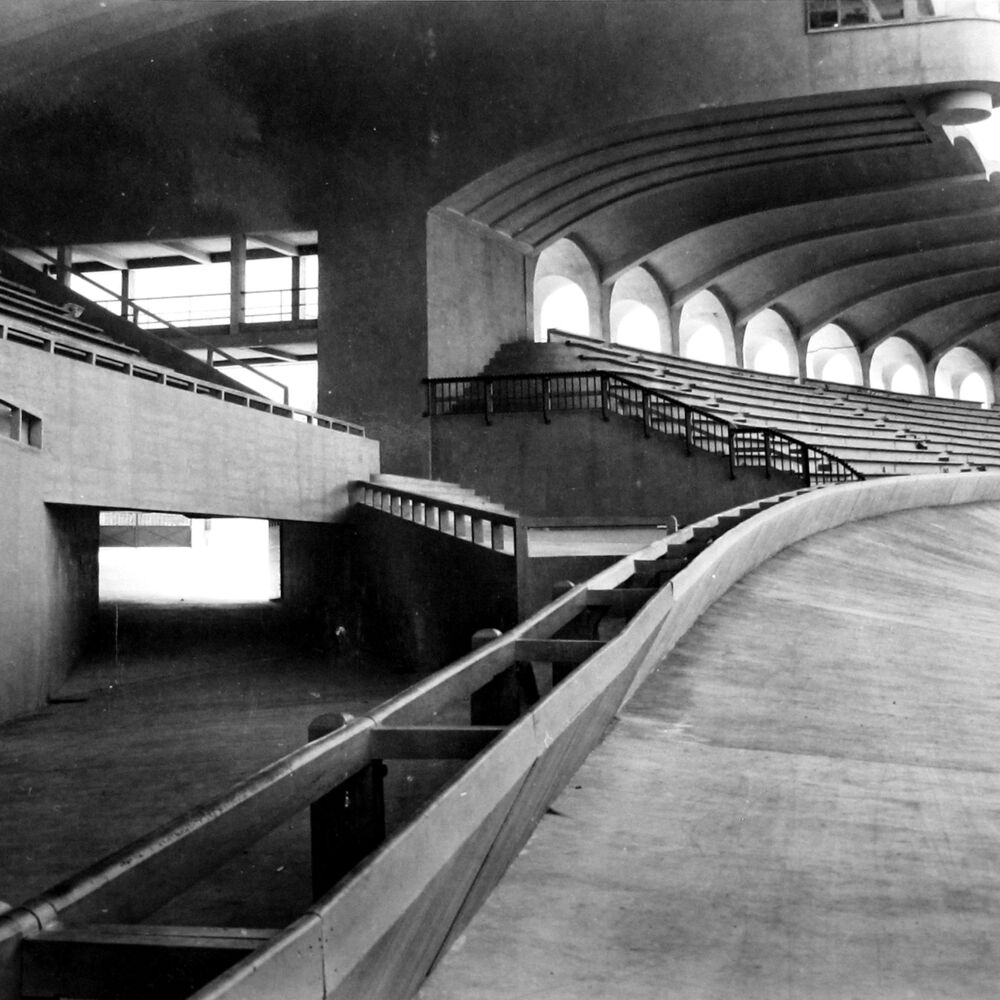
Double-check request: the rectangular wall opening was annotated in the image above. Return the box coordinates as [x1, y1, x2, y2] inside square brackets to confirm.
[99, 514, 280, 604]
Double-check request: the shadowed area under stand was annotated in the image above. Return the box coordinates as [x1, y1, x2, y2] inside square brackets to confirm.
[0, 599, 459, 927]
[420, 501, 1000, 1000]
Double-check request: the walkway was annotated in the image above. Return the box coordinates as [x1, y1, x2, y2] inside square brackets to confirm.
[0, 599, 427, 927]
[420, 502, 1000, 1000]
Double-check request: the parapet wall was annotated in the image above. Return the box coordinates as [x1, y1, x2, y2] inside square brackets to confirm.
[0, 337, 378, 520]
[0, 339, 379, 721]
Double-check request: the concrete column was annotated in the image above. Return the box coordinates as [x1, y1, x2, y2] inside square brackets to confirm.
[291, 255, 301, 323]
[667, 303, 683, 356]
[795, 337, 809, 382]
[320, 204, 431, 475]
[924, 359, 939, 397]
[860, 347, 875, 389]
[598, 283, 613, 344]
[56, 245, 72, 286]
[120, 268, 132, 321]
[230, 233, 246, 337]
[732, 322, 747, 370]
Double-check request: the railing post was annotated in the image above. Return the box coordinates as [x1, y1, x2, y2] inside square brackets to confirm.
[308, 713, 386, 901]
[542, 376, 551, 424]
[763, 430, 771, 479]
[484, 378, 494, 426]
[424, 380, 434, 418]
[642, 391, 651, 438]
[727, 426, 736, 480]
[600, 374, 609, 421]
[801, 442, 811, 487]
[684, 409, 692, 456]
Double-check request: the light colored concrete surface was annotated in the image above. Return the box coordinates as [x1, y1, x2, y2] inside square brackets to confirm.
[527, 527, 669, 557]
[420, 502, 1000, 1000]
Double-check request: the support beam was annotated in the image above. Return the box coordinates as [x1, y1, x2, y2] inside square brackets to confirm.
[249, 234, 300, 257]
[20, 925, 274, 1000]
[157, 241, 212, 266]
[75, 244, 129, 271]
[370, 726, 504, 760]
[514, 639, 604, 663]
[586, 588, 656, 617]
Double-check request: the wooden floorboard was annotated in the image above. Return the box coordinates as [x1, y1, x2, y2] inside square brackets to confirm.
[419, 501, 1000, 1000]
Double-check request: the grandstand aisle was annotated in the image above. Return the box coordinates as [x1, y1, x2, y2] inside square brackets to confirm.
[421, 502, 1000, 1000]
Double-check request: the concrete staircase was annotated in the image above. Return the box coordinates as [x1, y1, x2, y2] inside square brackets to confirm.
[630, 488, 811, 588]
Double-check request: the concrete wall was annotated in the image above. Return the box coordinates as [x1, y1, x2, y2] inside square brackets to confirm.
[426, 212, 531, 381]
[0, 338, 378, 520]
[349, 505, 518, 673]
[0, 341, 380, 722]
[430, 410, 801, 524]
[1, 439, 98, 720]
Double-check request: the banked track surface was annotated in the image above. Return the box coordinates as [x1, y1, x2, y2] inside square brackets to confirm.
[420, 499, 1000, 1000]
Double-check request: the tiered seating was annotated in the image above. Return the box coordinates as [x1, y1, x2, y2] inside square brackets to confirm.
[487, 334, 1000, 477]
[0, 273, 138, 358]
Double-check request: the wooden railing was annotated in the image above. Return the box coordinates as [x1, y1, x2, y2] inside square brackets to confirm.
[0, 319, 365, 436]
[353, 481, 519, 556]
[423, 370, 862, 486]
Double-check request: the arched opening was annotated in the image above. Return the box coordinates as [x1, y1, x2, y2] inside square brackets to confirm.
[678, 290, 735, 366]
[612, 302, 660, 351]
[537, 278, 589, 339]
[870, 337, 928, 395]
[533, 238, 600, 342]
[685, 324, 726, 365]
[744, 309, 796, 376]
[610, 266, 670, 353]
[806, 324, 862, 385]
[934, 346, 995, 406]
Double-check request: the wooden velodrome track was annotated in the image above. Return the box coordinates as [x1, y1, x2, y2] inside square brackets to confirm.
[7, 473, 1000, 999]
[421, 495, 1000, 999]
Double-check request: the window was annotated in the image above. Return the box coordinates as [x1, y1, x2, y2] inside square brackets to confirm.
[1, 398, 42, 448]
[808, 0, 909, 29]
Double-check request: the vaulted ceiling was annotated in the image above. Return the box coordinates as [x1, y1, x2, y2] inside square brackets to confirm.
[3, 1, 1000, 370]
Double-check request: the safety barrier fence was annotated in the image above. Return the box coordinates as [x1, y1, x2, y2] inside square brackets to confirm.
[1, 477, 827, 1000]
[92, 286, 319, 330]
[0, 319, 365, 436]
[424, 370, 862, 486]
[353, 481, 519, 556]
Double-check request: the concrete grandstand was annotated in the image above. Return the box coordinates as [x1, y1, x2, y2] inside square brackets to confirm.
[4, 1, 1000, 998]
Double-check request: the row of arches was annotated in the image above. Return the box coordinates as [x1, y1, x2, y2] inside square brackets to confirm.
[533, 238, 995, 406]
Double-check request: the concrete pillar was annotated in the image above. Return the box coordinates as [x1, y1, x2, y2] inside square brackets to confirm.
[667, 303, 683, 356]
[924, 359, 939, 397]
[56, 245, 72, 286]
[860, 347, 875, 389]
[732, 322, 747, 370]
[795, 337, 809, 382]
[230, 233, 246, 337]
[120, 268, 132, 321]
[598, 283, 613, 345]
[320, 206, 431, 475]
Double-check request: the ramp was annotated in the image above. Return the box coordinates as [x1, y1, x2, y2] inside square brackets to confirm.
[421, 500, 1000, 999]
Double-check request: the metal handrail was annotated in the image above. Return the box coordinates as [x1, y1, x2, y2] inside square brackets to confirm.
[423, 369, 863, 486]
[0, 230, 292, 405]
[92, 286, 319, 329]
